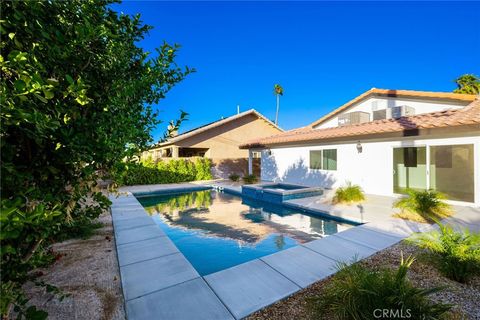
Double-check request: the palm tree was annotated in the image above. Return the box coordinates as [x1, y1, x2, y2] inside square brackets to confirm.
[453, 74, 480, 95]
[274, 84, 284, 125]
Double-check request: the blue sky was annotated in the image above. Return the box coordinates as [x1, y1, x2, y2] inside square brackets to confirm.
[114, 1, 480, 142]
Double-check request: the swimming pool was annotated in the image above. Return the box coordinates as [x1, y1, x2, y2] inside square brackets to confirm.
[137, 189, 356, 275]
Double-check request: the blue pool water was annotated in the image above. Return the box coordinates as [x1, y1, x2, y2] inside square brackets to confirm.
[137, 189, 355, 276]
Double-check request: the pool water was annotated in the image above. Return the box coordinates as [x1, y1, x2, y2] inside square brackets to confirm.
[137, 189, 355, 276]
[261, 183, 306, 191]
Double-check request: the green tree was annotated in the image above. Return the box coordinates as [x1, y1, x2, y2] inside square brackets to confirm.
[0, 0, 192, 317]
[453, 74, 480, 94]
[273, 83, 283, 125]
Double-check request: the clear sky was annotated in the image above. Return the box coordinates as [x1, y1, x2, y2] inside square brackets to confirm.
[113, 1, 480, 142]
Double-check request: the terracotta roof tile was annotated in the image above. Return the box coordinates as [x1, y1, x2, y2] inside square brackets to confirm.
[153, 109, 282, 148]
[240, 98, 480, 149]
[308, 88, 476, 128]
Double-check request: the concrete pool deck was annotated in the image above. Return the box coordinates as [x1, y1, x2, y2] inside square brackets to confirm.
[112, 183, 480, 319]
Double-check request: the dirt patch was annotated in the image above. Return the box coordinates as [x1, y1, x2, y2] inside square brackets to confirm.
[23, 211, 125, 320]
[247, 242, 480, 320]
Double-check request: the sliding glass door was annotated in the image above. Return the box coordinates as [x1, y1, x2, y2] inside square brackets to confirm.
[430, 144, 474, 202]
[393, 144, 475, 202]
[393, 147, 427, 194]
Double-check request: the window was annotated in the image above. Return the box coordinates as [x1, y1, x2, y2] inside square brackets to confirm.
[323, 149, 337, 170]
[309, 149, 337, 171]
[310, 150, 322, 169]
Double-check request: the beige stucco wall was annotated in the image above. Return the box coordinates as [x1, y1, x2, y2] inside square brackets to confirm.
[161, 114, 281, 160]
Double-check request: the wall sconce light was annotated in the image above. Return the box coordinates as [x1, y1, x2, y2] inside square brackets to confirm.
[356, 141, 363, 153]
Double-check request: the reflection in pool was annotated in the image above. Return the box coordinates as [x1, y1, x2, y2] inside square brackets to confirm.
[137, 189, 355, 275]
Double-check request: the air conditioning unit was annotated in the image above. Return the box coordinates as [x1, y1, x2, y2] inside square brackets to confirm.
[390, 105, 415, 119]
[338, 111, 370, 127]
[373, 109, 387, 120]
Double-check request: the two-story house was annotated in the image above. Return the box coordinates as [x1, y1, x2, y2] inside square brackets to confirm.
[240, 88, 480, 205]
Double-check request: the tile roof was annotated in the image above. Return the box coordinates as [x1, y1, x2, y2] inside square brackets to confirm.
[154, 109, 282, 148]
[239, 98, 480, 149]
[308, 88, 476, 128]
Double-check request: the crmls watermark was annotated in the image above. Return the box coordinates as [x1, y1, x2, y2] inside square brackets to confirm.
[373, 309, 412, 319]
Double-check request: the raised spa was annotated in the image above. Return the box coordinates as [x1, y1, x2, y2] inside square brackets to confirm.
[242, 182, 323, 204]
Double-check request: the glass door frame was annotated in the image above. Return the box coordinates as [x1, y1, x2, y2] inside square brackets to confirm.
[391, 141, 477, 203]
[392, 144, 429, 194]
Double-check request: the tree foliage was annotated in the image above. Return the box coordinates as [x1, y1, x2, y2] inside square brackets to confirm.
[0, 0, 192, 317]
[453, 74, 480, 95]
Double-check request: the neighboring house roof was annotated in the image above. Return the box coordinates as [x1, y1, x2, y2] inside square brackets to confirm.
[153, 109, 282, 148]
[308, 88, 476, 128]
[239, 98, 480, 149]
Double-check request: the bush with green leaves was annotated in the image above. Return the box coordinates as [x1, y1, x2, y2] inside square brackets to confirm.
[242, 174, 258, 184]
[228, 173, 240, 182]
[408, 223, 480, 283]
[1, 0, 191, 317]
[332, 182, 365, 204]
[309, 255, 451, 319]
[393, 189, 452, 222]
[117, 158, 212, 186]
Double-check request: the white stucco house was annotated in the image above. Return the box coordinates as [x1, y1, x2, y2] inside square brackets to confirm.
[241, 88, 480, 205]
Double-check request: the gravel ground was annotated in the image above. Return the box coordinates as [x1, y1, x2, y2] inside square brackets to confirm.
[248, 242, 480, 320]
[23, 211, 125, 320]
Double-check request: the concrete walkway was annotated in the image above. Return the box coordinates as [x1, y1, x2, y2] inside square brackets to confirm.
[110, 193, 233, 320]
[109, 183, 456, 320]
[211, 181, 480, 231]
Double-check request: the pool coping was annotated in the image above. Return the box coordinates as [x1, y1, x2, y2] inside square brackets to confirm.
[110, 186, 433, 320]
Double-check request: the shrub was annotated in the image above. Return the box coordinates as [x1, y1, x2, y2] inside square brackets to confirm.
[194, 158, 212, 181]
[408, 224, 480, 283]
[332, 182, 365, 204]
[242, 174, 258, 184]
[116, 158, 212, 186]
[228, 173, 240, 182]
[308, 255, 451, 319]
[393, 189, 452, 223]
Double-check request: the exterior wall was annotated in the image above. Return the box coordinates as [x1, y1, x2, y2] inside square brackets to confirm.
[174, 114, 281, 160]
[261, 134, 480, 204]
[315, 97, 468, 129]
[211, 158, 261, 179]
